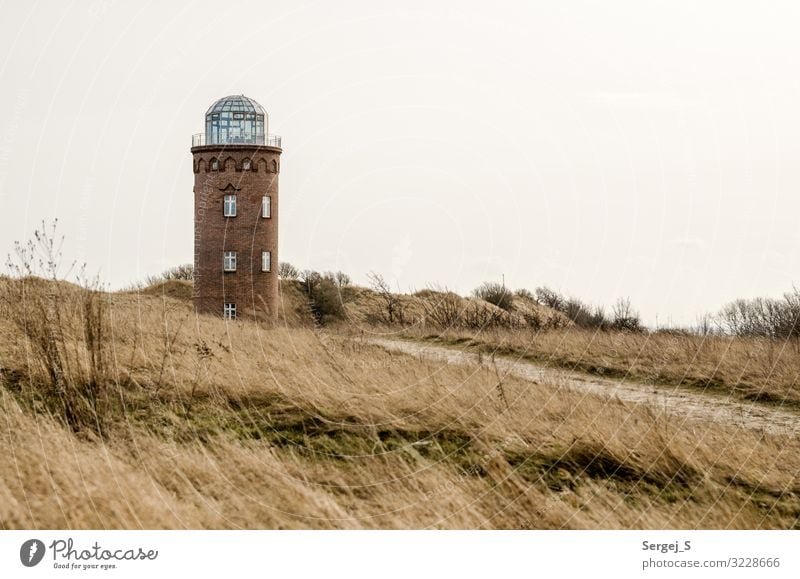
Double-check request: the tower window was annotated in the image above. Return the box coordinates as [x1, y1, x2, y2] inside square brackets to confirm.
[223, 251, 237, 272]
[223, 303, 236, 320]
[262, 251, 271, 272]
[262, 195, 271, 218]
[223, 194, 237, 217]
[243, 159, 251, 171]
[211, 159, 219, 171]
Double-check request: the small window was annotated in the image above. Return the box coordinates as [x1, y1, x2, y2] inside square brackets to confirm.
[262, 251, 271, 272]
[243, 159, 251, 171]
[223, 303, 236, 320]
[223, 194, 237, 217]
[211, 159, 219, 171]
[223, 251, 237, 272]
[262, 195, 271, 218]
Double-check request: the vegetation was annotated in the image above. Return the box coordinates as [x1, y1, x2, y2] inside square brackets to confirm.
[299, 269, 355, 323]
[472, 281, 514, 311]
[718, 289, 800, 339]
[2, 278, 799, 529]
[278, 261, 300, 280]
[401, 325, 800, 407]
[1, 221, 112, 436]
[2, 225, 800, 529]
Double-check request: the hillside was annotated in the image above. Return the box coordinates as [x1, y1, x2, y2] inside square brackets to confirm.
[0, 277, 799, 529]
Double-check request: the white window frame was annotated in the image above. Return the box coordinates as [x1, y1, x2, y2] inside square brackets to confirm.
[223, 251, 237, 272]
[223, 194, 237, 217]
[262, 251, 271, 272]
[211, 159, 219, 171]
[223, 303, 236, 320]
[262, 195, 271, 218]
[242, 159, 251, 171]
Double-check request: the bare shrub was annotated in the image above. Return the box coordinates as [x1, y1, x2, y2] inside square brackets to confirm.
[300, 270, 355, 324]
[534, 286, 609, 330]
[611, 297, 642, 333]
[367, 272, 405, 325]
[331, 271, 351, 288]
[473, 281, 514, 311]
[145, 263, 193, 285]
[419, 286, 463, 328]
[535, 286, 565, 310]
[462, 301, 521, 330]
[718, 289, 800, 339]
[278, 261, 300, 280]
[514, 288, 535, 300]
[562, 298, 608, 330]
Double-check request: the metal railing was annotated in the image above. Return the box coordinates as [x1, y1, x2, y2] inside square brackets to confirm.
[192, 133, 282, 148]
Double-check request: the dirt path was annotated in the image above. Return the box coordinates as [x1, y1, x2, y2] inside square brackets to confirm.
[370, 338, 800, 436]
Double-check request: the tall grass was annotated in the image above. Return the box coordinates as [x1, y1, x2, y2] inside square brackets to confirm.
[1, 231, 799, 529]
[0, 277, 798, 528]
[1, 222, 111, 435]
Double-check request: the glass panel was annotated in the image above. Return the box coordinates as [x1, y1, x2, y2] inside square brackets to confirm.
[224, 303, 236, 320]
[206, 103, 266, 144]
[224, 251, 237, 271]
[224, 195, 236, 216]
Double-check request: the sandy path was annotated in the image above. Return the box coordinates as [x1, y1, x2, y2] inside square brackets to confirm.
[370, 338, 800, 436]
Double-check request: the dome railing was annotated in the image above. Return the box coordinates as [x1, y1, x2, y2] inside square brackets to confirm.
[192, 133, 281, 148]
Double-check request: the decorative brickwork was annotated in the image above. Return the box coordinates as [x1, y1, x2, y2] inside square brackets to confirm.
[191, 144, 281, 319]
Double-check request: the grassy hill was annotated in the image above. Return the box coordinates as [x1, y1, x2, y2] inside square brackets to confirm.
[0, 276, 799, 529]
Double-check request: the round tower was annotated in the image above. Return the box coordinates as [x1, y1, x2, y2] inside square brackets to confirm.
[191, 95, 282, 320]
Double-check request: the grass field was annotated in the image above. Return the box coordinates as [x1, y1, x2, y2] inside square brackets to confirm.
[1, 278, 799, 529]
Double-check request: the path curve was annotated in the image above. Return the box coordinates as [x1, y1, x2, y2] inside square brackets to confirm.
[370, 338, 800, 436]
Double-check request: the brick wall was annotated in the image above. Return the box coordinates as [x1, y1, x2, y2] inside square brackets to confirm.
[191, 145, 281, 319]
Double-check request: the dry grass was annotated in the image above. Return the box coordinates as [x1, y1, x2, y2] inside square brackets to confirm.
[397, 326, 800, 408]
[338, 285, 571, 330]
[0, 280, 799, 529]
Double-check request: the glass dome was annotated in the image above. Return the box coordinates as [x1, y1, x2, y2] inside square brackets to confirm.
[205, 95, 268, 145]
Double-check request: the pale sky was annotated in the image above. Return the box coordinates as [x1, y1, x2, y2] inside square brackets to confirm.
[1, 0, 799, 326]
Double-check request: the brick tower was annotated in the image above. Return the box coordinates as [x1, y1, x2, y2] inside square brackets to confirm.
[191, 95, 282, 320]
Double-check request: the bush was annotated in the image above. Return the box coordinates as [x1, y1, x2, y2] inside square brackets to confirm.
[473, 282, 514, 311]
[559, 298, 606, 330]
[461, 301, 521, 329]
[718, 289, 800, 339]
[145, 263, 193, 285]
[535, 286, 566, 311]
[534, 286, 611, 330]
[300, 270, 354, 324]
[367, 272, 405, 325]
[419, 286, 463, 328]
[610, 297, 642, 333]
[514, 288, 535, 300]
[279, 262, 300, 280]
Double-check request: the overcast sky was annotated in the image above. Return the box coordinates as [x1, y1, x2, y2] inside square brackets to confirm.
[1, 0, 798, 326]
